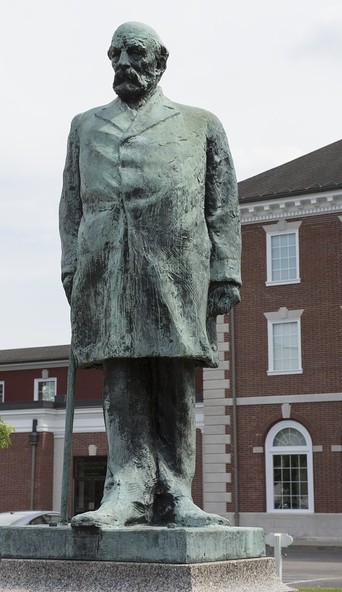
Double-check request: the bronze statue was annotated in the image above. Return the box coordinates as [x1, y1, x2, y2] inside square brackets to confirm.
[59, 22, 241, 528]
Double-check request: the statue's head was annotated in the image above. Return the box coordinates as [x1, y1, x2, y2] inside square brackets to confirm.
[108, 22, 169, 105]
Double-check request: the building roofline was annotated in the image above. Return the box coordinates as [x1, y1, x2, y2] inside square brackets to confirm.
[238, 139, 342, 203]
[0, 345, 70, 366]
[239, 181, 342, 204]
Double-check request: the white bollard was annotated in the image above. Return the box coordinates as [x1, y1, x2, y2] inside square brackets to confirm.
[265, 532, 293, 581]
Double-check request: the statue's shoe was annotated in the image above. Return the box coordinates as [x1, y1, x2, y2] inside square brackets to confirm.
[152, 494, 231, 528]
[71, 501, 148, 529]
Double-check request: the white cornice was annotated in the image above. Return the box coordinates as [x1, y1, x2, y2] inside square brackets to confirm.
[0, 407, 105, 436]
[0, 403, 204, 435]
[240, 190, 342, 224]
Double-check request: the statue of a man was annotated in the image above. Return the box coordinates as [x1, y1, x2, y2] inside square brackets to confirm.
[59, 22, 241, 529]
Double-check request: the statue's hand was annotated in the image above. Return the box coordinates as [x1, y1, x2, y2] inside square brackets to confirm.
[62, 273, 74, 305]
[207, 282, 240, 317]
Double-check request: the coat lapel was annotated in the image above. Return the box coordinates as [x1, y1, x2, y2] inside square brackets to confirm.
[94, 88, 180, 138]
[94, 98, 136, 132]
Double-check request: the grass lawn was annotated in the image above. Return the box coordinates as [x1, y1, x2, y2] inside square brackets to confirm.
[298, 589, 342, 592]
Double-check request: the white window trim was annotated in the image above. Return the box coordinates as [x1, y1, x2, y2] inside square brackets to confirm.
[265, 420, 314, 513]
[263, 220, 302, 286]
[0, 381, 4, 403]
[264, 308, 303, 375]
[34, 378, 57, 402]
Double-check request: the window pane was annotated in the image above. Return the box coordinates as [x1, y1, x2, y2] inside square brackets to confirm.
[299, 468, 308, 481]
[273, 428, 306, 446]
[272, 322, 299, 371]
[300, 483, 308, 496]
[282, 474, 290, 487]
[273, 453, 308, 510]
[291, 496, 300, 509]
[270, 233, 298, 281]
[38, 380, 56, 401]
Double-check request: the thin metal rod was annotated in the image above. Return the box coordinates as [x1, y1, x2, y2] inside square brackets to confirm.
[230, 307, 240, 526]
[30, 444, 36, 510]
[60, 348, 76, 524]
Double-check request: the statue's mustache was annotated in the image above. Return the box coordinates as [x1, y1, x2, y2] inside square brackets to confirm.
[114, 68, 141, 85]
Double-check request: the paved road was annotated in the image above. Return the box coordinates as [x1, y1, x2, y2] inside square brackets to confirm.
[280, 546, 342, 588]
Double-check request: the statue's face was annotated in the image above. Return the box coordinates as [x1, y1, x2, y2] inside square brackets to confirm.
[109, 28, 160, 102]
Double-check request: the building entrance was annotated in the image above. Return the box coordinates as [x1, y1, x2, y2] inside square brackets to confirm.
[74, 456, 107, 515]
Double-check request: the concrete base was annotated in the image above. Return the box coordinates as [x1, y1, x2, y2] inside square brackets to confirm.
[0, 558, 296, 591]
[0, 525, 264, 563]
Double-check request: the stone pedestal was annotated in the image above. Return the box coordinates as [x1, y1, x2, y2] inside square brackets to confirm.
[0, 526, 296, 591]
[0, 525, 264, 563]
[0, 558, 295, 591]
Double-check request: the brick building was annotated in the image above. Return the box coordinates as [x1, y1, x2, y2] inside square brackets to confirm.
[233, 139, 342, 538]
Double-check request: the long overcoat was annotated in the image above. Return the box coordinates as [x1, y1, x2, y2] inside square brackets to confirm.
[59, 88, 241, 368]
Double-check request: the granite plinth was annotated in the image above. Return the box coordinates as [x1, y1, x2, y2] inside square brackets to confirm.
[0, 558, 296, 591]
[0, 526, 264, 563]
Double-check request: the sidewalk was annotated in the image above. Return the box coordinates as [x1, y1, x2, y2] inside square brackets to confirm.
[291, 537, 342, 547]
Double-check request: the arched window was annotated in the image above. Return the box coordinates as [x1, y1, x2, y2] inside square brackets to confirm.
[265, 420, 314, 513]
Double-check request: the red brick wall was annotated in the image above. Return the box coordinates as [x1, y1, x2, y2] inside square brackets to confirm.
[235, 402, 342, 513]
[72, 432, 108, 457]
[1, 366, 202, 405]
[58, 367, 104, 401]
[235, 214, 342, 396]
[75, 369, 103, 401]
[0, 368, 68, 402]
[232, 213, 342, 515]
[0, 433, 32, 510]
[34, 432, 54, 508]
[0, 432, 54, 511]
[0, 367, 104, 403]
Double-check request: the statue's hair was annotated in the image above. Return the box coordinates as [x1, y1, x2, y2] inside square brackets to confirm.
[108, 22, 169, 74]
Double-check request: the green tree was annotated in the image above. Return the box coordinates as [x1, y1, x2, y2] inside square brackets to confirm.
[0, 417, 15, 448]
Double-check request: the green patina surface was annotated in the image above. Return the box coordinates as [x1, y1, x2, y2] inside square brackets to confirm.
[59, 21, 242, 534]
[0, 526, 264, 563]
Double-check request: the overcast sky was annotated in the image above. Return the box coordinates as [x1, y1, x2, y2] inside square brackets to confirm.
[1, 0, 341, 350]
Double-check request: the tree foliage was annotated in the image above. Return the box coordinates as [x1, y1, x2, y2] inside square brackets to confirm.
[0, 417, 15, 448]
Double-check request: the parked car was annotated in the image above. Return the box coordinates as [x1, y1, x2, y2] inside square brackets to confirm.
[0, 511, 60, 526]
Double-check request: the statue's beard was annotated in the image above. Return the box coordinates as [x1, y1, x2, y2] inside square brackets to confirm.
[113, 68, 157, 101]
